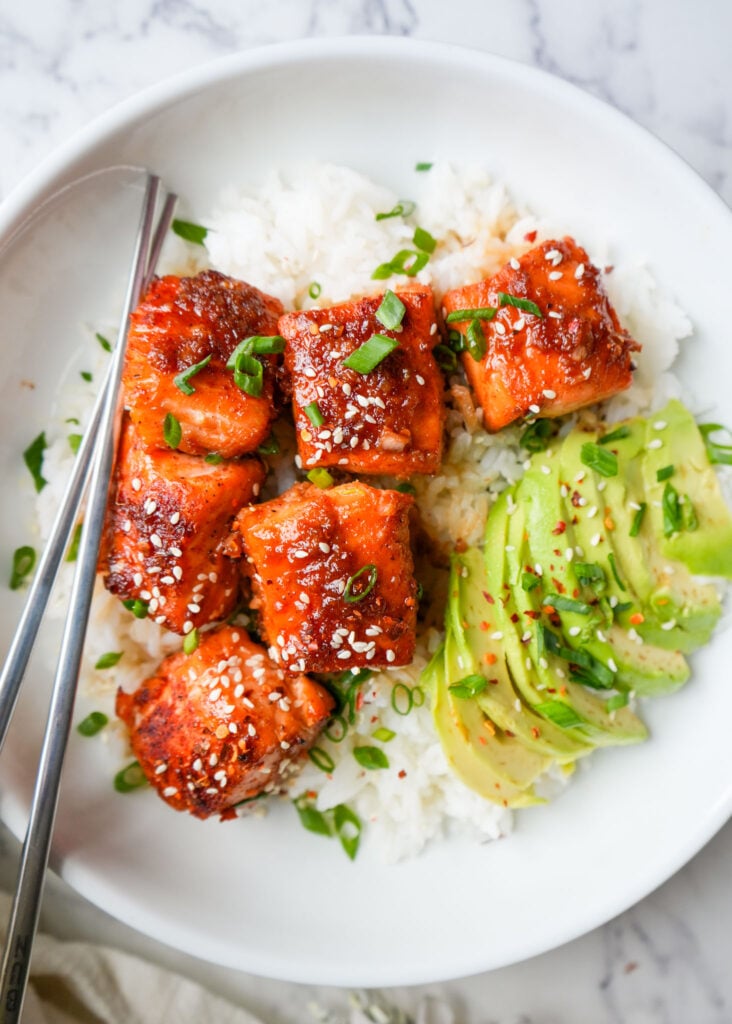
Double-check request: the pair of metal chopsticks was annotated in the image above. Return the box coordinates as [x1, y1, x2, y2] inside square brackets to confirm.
[0, 172, 177, 1023]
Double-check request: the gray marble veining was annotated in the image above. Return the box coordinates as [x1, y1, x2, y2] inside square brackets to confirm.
[0, 1, 731, 1022]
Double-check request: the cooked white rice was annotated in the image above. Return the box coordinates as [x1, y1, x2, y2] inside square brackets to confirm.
[35, 162, 691, 861]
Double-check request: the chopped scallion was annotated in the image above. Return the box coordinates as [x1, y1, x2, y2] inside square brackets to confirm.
[68, 433, 82, 454]
[343, 564, 377, 603]
[114, 760, 148, 793]
[607, 552, 626, 591]
[448, 674, 488, 698]
[163, 413, 182, 449]
[445, 307, 496, 324]
[77, 711, 108, 737]
[534, 701, 583, 728]
[294, 796, 332, 836]
[307, 468, 334, 489]
[342, 333, 399, 374]
[65, 523, 82, 563]
[333, 803, 362, 860]
[391, 683, 414, 715]
[308, 747, 335, 773]
[598, 425, 631, 445]
[308, 281, 322, 300]
[23, 432, 48, 493]
[172, 218, 208, 245]
[304, 400, 324, 427]
[662, 481, 682, 537]
[434, 344, 458, 373]
[122, 598, 149, 619]
[372, 726, 396, 743]
[699, 422, 732, 466]
[580, 442, 618, 477]
[375, 289, 406, 330]
[606, 693, 629, 713]
[415, 162, 433, 171]
[95, 332, 112, 352]
[413, 226, 437, 254]
[174, 353, 212, 395]
[497, 292, 543, 318]
[256, 436, 280, 456]
[520, 419, 559, 453]
[95, 651, 122, 670]
[10, 546, 36, 590]
[353, 745, 389, 770]
[375, 200, 416, 222]
[521, 572, 540, 591]
[656, 465, 674, 482]
[80, 371, 93, 383]
[183, 628, 199, 655]
[542, 594, 592, 615]
[629, 503, 647, 537]
[204, 452, 224, 464]
[465, 319, 486, 362]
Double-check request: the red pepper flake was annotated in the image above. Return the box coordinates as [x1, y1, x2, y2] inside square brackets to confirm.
[524, 610, 540, 620]
[356, 691, 364, 711]
[571, 491, 583, 508]
[629, 612, 645, 625]
[479, 621, 490, 631]
[530, 726, 540, 739]
[505, 729, 515, 738]
[552, 578, 566, 594]
[307, 790, 317, 799]
[489, 678, 499, 685]
[398, 769, 407, 779]
[483, 591, 495, 605]
[525, 230, 537, 243]
[510, 612, 519, 624]
[455, 537, 468, 554]
[543, 605, 556, 615]
[559, 685, 568, 696]
[572, 588, 580, 599]
[484, 652, 497, 666]
[552, 521, 567, 535]
[370, 715, 378, 723]
[604, 264, 614, 274]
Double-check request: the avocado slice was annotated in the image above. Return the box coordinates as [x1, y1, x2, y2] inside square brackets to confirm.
[593, 417, 720, 653]
[448, 546, 590, 764]
[642, 399, 732, 578]
[520, 439, 688, 695]
[424, 642, 545, 807]
[501, 490, 648, 746]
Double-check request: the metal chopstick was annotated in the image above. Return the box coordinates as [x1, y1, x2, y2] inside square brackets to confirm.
[0, 173, 171, 1023]
[0, 178, 176, 757]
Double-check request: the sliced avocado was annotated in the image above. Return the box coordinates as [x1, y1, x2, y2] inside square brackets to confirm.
[520, 438, 688, 695]
[449, 546, 590, 764]
[642, 399, 732, 578]
[495, 490, 647, 747]
[594, 417, 720, 653]
[424, 643, 545, 807]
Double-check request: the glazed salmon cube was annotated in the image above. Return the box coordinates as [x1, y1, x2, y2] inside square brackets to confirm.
[115, 625, 334, 819]
[124, 270, 283, 458]
[442, 238, 640, 431]
[230, 481, 417, 673]
[279, 287, 445, 478]
[102, 418, 265, 634]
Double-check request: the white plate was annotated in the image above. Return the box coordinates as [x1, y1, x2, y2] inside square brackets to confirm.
[1, 38, 732, 987]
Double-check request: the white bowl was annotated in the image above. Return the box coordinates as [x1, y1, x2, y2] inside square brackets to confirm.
[1, 37, 731, 986]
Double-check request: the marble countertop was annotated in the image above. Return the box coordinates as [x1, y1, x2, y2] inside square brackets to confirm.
[1, 1, 731, 1021]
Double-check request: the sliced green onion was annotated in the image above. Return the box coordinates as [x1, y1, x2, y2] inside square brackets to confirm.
[256, 435, 280, 456]
[294, 796, 332, 836]
[581, 442, 618, 478]
[353, 745, 389, 770]
[204, 452, 224, 464]
[445, 307, 496, 324]
[122, 598, 149, 619]
[412, 686, 425, 707]
[95, 651, 122, 670]
[606, 693, 629, 713]
[447, 329, 466, 352]
[308, 747, 335, 773]
[607, 553, 627, 591]
[307, 468, 334, 489]
[520, 419, 559, 453]
[10, 546, 36, 590]
[497, 292, 543, 318]
[699, 423, 732, 465]
[375, 200, 416, 222]
[304, 400, 324, 427]
[333, 804, 362, 860]
[308, 281, 322, 299]
[183, 628, 199, 655]
[391, 683, 414, 715]
[413, 226, 437, 254]
[172, 218, 208, 245]
[114, 760, 148, 793]
[372, 726, 396, 743]
[395, 482, 416, 495]
[521, 572, 540, 592]
[574, 562, 606, 590]
[249, 335, 286, 355]
[656, 465, 674, 482]
[662, 481, 682, 537]
[372, 249, 429, 280]
[434, 344, 458, 373]
[77, 711, 108, 737]
[415, 162, 433, 171]
[163, 413, 182, 449]
[80, 371, 93, 383]
[540, 627, 614, 688]
[629, 503, 647, 537]
[683, 495, 698, 532]
[66, 523, 82, 563]
[232, 352, 263, 397]
[534, 701, 583, 728]
[343, 564, 377, 603]
[174, 353, 212, 395]
[95, 332, 112, 352]
[23, 432, 47, 492]
[598, 425, 631, 445]
[375, 289, 406, 330]
[65, 417, 80, 425]
[465, 319, 486, 362]
[68, 433, 82, 454]
[324, 715, 348, 743]
[448, 673, 488, 698]
[542, 594, 592, 615]
[342, 334, 399, 374]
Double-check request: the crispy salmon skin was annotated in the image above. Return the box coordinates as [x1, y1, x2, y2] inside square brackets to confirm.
[116, 625, 334, 819]
[279, 287, 445, 477]
[230, 481, 418, 673]
[102, 418, 265, 634]
[124, 270, 283, 458]
[443, 237, 640, 431]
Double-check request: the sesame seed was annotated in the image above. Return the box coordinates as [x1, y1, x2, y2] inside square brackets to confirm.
[131, 477, 141, 491]
[565, 547, 574, 561]
[293, 550, 309, 559]
[491, 631, 503, 641]
[304, 367, 316, 378]
[587, 505, 598, 518]
[541, 465, 551, 475]
[386, 650, 396, 663]
[248, 723, 257, 737]
[548, 311, 562, 319]
[568, 626, 581, 637]
[542, 389, 557, 399]
[140, 589, 152, 600]
[529, 404, 541, 414]
[170, 511, 180, 525]
[150, 533, 162, 548]
[574, 263, 585, 280]
[590, 533, 602, 547]
[647, 439, 663, 450]
[661, 619, 677, 631]
[608, 658, 618, 673]
[133, 572, 143, 586]
[548, 271, 563, 281]
[161, 575, 175, 585]
[337, 650, 351, 660]
[163, 787, 178, 798]
[510, 257, 520, 270]
[122, 520, 131, 533]
[188, 602, 201, 614]
[653, 421, 667, 430]
[415, 374, 425, 385]
[430, 322, 437, 335]
[514, 317, 525, 331]
[183, 620, 194, 634]
[545, 249, 561, 262]
[172, 566, 183, 581]
[154, 763, 167, 775]
[280, 740, 291, 750]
